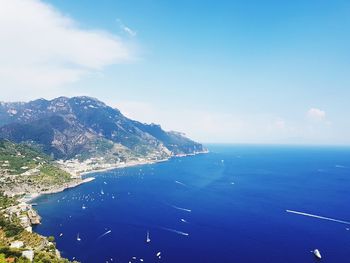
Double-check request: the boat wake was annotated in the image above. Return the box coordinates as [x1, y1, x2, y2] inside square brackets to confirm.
[97, 230, 112, 239]
[161, 227, 189, 236]
[172, 205, 192, 213]
[335, 164, 347, 169]
[175, 180, 187, 187]
[286, 210, 350, 225]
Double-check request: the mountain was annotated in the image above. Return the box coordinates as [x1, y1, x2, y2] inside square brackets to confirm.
[0, 96, 206, 163]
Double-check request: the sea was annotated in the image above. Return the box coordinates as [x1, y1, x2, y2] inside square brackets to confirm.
[33, 145, 350, 263]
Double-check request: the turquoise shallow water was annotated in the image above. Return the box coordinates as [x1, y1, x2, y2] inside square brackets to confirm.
[34, 145, 350, 263]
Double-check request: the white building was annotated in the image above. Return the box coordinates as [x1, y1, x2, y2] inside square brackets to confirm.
[10, 240, 24, 248]
[22, 250, 34, 262]
[25, 226, 33, 233]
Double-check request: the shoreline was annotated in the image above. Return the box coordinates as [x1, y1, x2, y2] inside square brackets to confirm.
[24, 150, 209, 204]
[80, 157, 169, 176]
[19, 150, 208, 261]
[77, 150, 209, 176]
[21, 177, 96, 204]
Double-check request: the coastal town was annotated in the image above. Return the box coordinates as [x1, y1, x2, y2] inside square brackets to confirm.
[1, 201, 41, 261]
[0, 191, 75, 262]
[0, 140, 82, 262]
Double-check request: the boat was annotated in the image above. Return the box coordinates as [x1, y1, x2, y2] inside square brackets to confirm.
[313, 249, 322, 259]
[77, 233, 81, 241]
[82, 205, 86, 210]
[146, 231, 151, 243]
[101, 189, 104, 195]
[59, 233, 63, 237]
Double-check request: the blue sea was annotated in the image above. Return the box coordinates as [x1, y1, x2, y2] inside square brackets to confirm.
[33, 145, 350, 263]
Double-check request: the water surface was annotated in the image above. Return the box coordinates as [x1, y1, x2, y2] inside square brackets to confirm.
[34, 145, 350, 262]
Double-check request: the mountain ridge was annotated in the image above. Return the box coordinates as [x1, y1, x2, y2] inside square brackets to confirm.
[0, 96, 206, 164]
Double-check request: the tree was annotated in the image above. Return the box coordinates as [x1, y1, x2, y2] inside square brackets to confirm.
[0, 254, 6, 263]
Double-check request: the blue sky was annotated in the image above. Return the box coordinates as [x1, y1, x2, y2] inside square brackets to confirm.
[1, 0, 349, 144]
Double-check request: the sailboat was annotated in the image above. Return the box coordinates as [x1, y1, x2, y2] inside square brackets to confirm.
[313, 249, 322, 259]
[146, 231, 151, 243]
[77, 233, 81, 241]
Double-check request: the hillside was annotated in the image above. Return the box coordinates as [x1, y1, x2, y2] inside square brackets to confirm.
[0, 140, 80, 196]
[0, 97, 206, 165]
[0, 193, 78, 263]
[0, 141, 80, 262]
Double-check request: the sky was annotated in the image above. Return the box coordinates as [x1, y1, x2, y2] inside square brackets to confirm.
[0, 0, 349, 145]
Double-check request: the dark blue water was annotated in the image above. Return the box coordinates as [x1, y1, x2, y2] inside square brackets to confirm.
[34, 145, 350, 263]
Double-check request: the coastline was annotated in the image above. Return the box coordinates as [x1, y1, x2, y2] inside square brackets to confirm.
[21, 177, 96, 204]
[80, 157, 169, 176]
[17, 150, 208, 261]
[24, 150, 209, 204]
[75, 150, 210, 177]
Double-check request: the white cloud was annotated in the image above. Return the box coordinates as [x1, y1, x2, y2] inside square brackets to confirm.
[116, 19, 137, 37]
[307, 108, 326, 121]
[0, 0, 133, 101]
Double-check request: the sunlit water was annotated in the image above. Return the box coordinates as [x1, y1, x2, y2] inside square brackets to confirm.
[34, 145, 350, 263]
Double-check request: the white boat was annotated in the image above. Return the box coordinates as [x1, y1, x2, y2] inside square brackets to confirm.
[82, 205, 86, 210]
[101, 189, 104, 195]
[156, 252, 161, 257]
[59, 233, 63, 237]
[77, 233, 81, 241]
[146, 231, 151, 243]
[313, 249, 322, 259]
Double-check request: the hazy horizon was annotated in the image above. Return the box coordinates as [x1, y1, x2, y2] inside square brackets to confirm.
[1, 0, 349, 145]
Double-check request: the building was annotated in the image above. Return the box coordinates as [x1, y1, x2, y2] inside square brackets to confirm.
[22, 250, 34, 262]
[10, 241, 24, 248]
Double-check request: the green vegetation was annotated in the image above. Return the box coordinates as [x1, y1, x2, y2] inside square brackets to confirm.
[0, 247, 22, 258]
[0, 216, 22, 238]
[92, 139, 114, 153]
[0, 142, 78, 261]
[0, 140, 75, 194]
[0, 140, 49, 175]
[76, 138, 115, 161]
[0, 194, 77, 263]
[0, 193, 17, 209]
[33, 164, 71, 187]
[34, 251, 76, 263]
